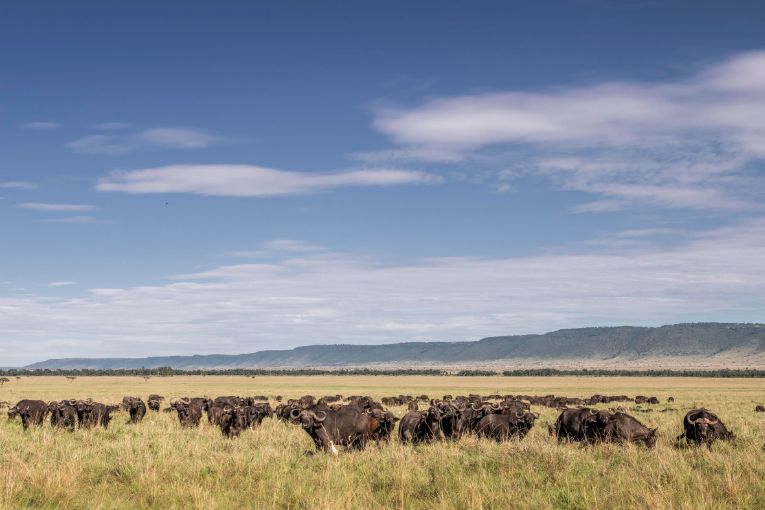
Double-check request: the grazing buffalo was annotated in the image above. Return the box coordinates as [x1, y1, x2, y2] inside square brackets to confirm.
[676, 409, 735, 448]
[755, 405, 765, 413]
[476, 410, 538, 441]
[398, 404, 442, 444]
[552, 407, 611, 443]
[11, 400, 49, 430]
[292, 405, 370, 454]
[603, 412, 657, 447]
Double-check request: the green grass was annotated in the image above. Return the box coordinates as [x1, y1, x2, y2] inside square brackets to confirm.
[1, 376, 765, 509]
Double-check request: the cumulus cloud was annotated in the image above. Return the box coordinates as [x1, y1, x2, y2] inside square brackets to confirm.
[373, 50, 765, 211]
[96, 164, 439, 197]
[18, 203, 96, 212]
[68, 127, 218, 154]
[1, 219, 765, 365]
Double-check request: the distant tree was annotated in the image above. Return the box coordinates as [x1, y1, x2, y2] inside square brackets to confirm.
[0, 377, 10, 387]
[66, 376, 76, 382]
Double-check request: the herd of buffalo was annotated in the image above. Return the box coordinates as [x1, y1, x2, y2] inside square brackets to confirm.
[1, 392, 743, 453]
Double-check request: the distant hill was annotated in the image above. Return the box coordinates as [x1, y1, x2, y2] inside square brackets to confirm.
[23, 323, 765, 370]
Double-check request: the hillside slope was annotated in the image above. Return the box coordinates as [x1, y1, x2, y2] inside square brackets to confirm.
[24, 323, 765, 370]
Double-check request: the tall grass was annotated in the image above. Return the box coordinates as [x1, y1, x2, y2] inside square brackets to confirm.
[1, 376, 765, 509]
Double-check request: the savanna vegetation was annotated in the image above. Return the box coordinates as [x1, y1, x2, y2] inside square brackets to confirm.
[2, 375, 765, 509]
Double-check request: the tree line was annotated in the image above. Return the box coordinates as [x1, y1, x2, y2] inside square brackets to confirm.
[2, 367, 765, 377]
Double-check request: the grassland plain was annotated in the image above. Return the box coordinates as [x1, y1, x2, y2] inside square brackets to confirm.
[1, 376, 765, 510]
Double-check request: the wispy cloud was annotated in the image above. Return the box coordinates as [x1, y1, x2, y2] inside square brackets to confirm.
[228, 239, 326, 258]
[372, 50, 765, 211]
[47, 281, 77, 287]
[40, 216, 95, 224]
[93, 122, 131, 130]
[18, 203, 96, 212]
[22, 121, 60, 130]
[0, 181, 37, 190]
[1, 219, 764, 363]
[68, 127, 219, 154]
[96, 164, 440, 197]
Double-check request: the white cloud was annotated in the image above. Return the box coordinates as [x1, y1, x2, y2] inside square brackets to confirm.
[373, 50, 765, 211]
[229, 239, 326, 258]
[0, 181, 37, 190]
[23, 121, 60, 130]
[18, 203, 96, 212]
[68, 127, 218, 154]
[40, 216, 95, 224]
[93, 122, 131, 130]
[96, 164, 440, 197]
[1, 219, 765, 365]
[47, 281, 77, 287]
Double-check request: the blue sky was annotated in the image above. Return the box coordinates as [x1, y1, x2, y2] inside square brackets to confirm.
[2, 1, 765, 365]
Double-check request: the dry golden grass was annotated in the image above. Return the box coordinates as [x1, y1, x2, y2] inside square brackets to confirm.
[1, 376, 765, 509]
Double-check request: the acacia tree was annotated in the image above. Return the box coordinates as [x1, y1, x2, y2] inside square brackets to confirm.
[0, 377, 10, 387]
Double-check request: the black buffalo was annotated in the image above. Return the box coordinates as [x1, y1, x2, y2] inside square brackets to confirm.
[366, 408, 399, 443]
[603, 411, 657, 447]
[476, 410, 537, 441]
[49, 400, 78, 431]
[675, 408, 735, 448]
[172, 397, 204, 427]
[75, 399, 116, 429]
[398, 404, 442, 444]
[552, 407, 611, 443]
[147, 394, 164, 412]
[11, 400, 49, 430]
[126, 398, 147, 424]
[292, 405, 370, 454]
[219, 405, 247, 438]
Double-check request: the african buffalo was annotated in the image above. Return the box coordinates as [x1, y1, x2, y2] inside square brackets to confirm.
[366, 408, 399, 443]
[49, 400, 78, 431]
[476, 410, 537, 441]
[292, 405, 370, 454]
[603, 411, 657, 447]
[12, 400, 49, 430]
[147, 394, 164, 412]
[675, 408, 735, 448]
[126, 398, 147, 424]
[172, 397, 204, 427]
[219, 405, 247, 438]
[398, 404, 442, 444]
[552, 407, 611, 443]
